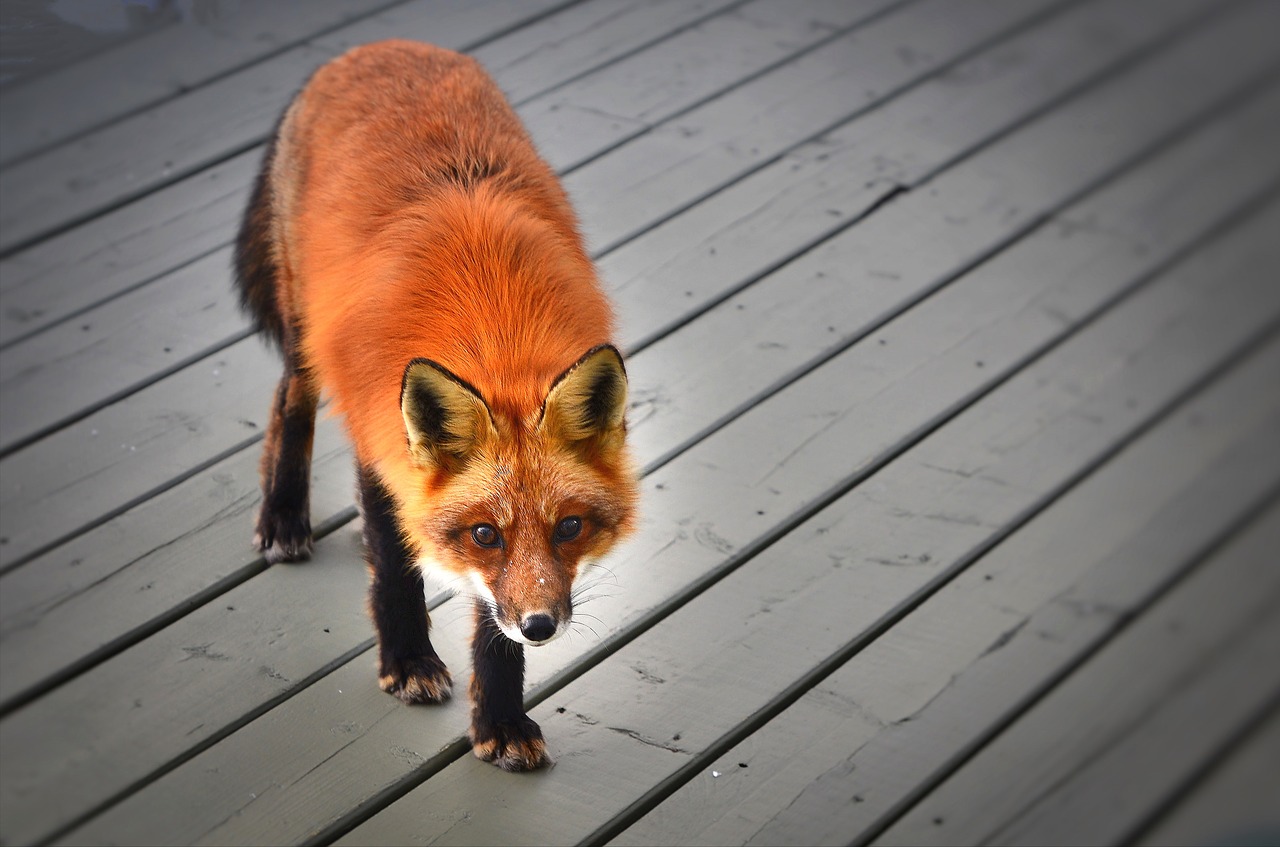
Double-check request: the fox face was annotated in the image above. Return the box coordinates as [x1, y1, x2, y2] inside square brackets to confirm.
[398, 345, 637, 645]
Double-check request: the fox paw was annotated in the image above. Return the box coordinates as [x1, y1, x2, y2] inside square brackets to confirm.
[254, 506, 313, 564]
[469, 715, 552, 772]
[379, 654, 452, 704]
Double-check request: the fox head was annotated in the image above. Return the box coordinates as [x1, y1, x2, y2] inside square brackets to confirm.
[397, 345, 639, 645]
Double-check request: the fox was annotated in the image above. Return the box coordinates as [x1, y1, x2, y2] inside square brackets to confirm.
[233, 39, 639, 771]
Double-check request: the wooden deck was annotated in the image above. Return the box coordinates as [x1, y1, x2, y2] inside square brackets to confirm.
[1, 1, 1278, 844]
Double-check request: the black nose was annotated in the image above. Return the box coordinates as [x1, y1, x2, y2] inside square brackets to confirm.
[520, 614, 557, 643]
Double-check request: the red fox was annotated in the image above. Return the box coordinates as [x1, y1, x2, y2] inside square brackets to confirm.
[234, 40, 639, 771]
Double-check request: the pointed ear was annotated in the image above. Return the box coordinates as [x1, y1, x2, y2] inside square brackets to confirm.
[539, 345, 629, 456]
[401, 359, 495, 472]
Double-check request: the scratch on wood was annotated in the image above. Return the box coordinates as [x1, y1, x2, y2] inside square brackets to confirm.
[606, 726, 690, 755]
[181, 643, 231, 662]
[694, 523, 735, 555]
[981, 618, 1029, 658]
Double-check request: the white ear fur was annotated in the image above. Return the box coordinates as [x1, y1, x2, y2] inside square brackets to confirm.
[539, 345, 628, 454]
[401, 359, 496, 471]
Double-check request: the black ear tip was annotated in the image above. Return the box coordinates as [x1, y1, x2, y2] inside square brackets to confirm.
[581, 342, 624, 373]
[400, 358, 489, 406]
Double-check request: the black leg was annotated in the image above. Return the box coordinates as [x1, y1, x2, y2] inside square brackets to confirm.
[254, 360, 317, 563]
[469, 602, 551, 771]
[359, 463, 452, 703]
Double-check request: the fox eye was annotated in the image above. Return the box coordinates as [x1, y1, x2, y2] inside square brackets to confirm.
[554, 516, 582, 542]
[471, 523, 502, 548]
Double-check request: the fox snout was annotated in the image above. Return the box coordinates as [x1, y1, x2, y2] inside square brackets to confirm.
[517, 612, 560, 644]
[486, 597, 572, 646]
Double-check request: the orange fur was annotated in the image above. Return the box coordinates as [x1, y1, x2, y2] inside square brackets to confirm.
[265, 41, 638, 625]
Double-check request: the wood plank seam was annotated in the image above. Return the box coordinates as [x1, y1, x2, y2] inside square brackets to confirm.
[0, 501, 355, 717]
[0, 237, 230, 352]
[36, 639, 379, 847]
[1121, 692, 1280, 845]
[848, 483, 1280, 846]
[574, 320, 1280, 847]
[0, 324, 256, 459]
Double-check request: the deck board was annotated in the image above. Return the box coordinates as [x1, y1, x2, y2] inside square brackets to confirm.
[0, 0, 407, 166]
[1136, 707, 1280, 847]
[2, 0, 1278, 843]
[876, 503, 1280, 847]
[613, 344, 1280, 847]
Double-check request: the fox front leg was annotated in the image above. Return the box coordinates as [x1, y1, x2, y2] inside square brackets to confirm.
[468, 602, 551, 771]
[359, 463, 452, 703]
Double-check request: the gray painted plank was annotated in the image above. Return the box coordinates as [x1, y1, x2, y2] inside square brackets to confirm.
[1136, 708, 1280, 847]
[469, 0, 745, 104]
[875, 510, 1280, 847]
[334, 197, 1280, 847]
[0, 336, 279, 571]
[0, 413, 355, 710]
[0, 246, 247, 453]
[0, 0, 894, 349]
[615, 14, 1280, 470]
[513, 0, 908, 172]
[54, 115, 1280, 847]
[0, 149, 257, 348]
[0, 0, 569, 254]
[5, 11, 1274, 711]
[600, 0, 1221, 351]
[989, 638, 1279, 847]
[0, 524, 380, 846]
[0, 0, 1207, 460]
[613, 358, 1280, 847]
[560, 0, 1071, 254]
[0, 0, 405, 166]
[0, 41, 339, 255]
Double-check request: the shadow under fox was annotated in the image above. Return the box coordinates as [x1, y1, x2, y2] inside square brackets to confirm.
[235, 40, 639, 771]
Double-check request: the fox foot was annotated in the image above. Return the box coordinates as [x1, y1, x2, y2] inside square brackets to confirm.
[469, 714, 552, 772]
[254, 506, 313, 564]
[379, 654, 453, 704]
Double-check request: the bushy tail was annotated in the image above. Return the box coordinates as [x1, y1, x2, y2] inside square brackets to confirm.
[233, 132, 285, 349]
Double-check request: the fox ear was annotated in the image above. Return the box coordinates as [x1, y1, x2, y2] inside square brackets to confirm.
[539, 345, 628, 456]
[401, 359, 495, 472]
